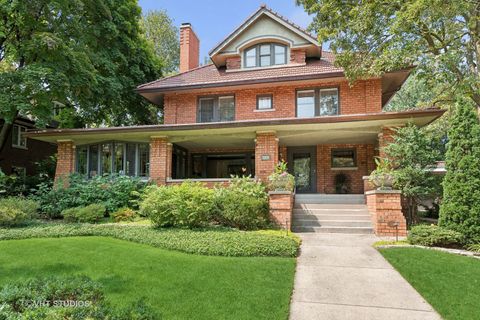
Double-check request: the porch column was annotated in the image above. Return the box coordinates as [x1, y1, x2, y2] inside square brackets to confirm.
[255, 131, 278, 182]
[149, 136, 172, 185]
[378, 126, 397, 159]
[54, 140, 75, 188]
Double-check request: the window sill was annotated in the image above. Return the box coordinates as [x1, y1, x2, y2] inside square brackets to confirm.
[12, 145, 28, 150]
[254, 108, 276, 112]
[331, 167, 358, 171]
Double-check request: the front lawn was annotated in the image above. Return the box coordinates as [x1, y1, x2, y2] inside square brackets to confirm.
[0, 236, 296, 319]
[379, 247, 480, 320]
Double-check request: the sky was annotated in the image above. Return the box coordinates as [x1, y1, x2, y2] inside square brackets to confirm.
[138, 0, 314, 61]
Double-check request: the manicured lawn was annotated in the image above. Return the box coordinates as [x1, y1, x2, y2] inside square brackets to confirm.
[379, 247, 480, 320]
[0, 237, 296, 319]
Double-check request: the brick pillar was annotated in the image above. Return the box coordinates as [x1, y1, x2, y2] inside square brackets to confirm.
[54, 140, 75, 187]
[268, 191, 294, 230]
[149, 137, 171, 185]
[378, 127, 396, 159]
[255, 132, 278, 182]
[366, 190, 407, 237]
[279, 146, 287, 162]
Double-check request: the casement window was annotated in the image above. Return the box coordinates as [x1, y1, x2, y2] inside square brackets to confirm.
[296, 88, 339, 118]
[197, 95, 235, 123]
[331, 149, 357, 168]
[12, 124, 27, 149]
[244, 43, 287, 68]
[76, 142, 149, 178]
[256, 94, 273, 110]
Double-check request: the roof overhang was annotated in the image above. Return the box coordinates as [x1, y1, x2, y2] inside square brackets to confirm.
[26, 109, 445, 149]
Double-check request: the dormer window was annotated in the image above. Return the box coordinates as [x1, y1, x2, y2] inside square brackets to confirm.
[244, 43, 287, 68]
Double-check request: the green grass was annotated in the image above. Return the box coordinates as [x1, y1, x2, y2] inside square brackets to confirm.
[379, 247, 480, 320]
[0, 223, 299, 257]
[0, 236, 296, 319]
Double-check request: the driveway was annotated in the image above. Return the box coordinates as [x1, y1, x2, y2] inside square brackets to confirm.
[290, 233, 441, 320]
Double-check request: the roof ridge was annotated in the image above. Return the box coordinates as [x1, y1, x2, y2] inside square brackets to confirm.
[137, 64, 214, 89]
[262, 5, 316, 40]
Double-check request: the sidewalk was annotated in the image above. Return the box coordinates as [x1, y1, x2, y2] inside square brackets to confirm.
[289, 233, 441, 320]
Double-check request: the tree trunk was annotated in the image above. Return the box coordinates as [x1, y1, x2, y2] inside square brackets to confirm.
[0, 122, 12, 154]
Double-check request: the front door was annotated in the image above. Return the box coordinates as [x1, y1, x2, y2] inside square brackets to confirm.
[287, 147, 316, 193]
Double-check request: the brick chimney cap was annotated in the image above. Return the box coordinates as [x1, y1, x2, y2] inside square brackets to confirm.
[180, 22, 192, 28]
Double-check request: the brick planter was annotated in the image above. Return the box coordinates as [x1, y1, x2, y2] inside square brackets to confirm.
[268, 191, 294, 230]
[365, 190, 407, 237]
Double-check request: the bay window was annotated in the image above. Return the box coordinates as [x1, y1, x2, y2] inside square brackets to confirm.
[76, 141, 149, 178]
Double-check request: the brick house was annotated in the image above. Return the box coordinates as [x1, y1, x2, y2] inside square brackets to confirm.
[28, 5, 443, 196]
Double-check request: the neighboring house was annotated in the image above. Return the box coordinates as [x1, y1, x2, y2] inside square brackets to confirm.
[27, 5, 444, 193]
[0, 116, 56, 176]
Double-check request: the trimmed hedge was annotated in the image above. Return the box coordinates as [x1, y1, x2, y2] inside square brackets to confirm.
[408, 225, 464, 247]
[62, 204, 106, 223]
[0, 223, 299, 257]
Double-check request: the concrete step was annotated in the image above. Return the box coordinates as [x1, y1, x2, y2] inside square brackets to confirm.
[294, 203, 367, 210]
[292, 219, 373, 228]
[293, 213, 371, 221]
[292, 226, 374, 234]
[295, 194, 365, 205]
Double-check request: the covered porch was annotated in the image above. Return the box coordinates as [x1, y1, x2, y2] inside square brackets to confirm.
[27, 109, 443, 193]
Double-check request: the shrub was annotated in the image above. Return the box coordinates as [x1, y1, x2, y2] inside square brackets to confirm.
[408, 225, 464, 247]
[35, 174, 147, 218]
[467, 244, 480, 253]
[213, 177, 269, 230]
[141, 182, 215, 228]
[0, 275, 155, 319]
[112, 207, 137, 222]
[61, 204, 106, 223]
[0, 224, 300, 257]
[0, 197, 39, 226]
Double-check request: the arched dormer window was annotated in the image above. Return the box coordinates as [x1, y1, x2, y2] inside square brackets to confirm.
[244, 43, 287, 68]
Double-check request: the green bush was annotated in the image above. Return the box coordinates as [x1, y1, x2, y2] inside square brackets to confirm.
[35, 174, 147, 218]
[141, 182, 214, 228]
[0, 224, 300, 257]
[214, 176, 269, 230]
[112, 207, 137, 222]
[0, 197, 39, 226]
[61, 204, 106, 223]
[466, 244, 480, 253]
[0, 275, 155, 319]
[408, 225, 464, 247]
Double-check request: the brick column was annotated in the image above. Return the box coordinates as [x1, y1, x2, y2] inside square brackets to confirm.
[268, 191, 294, 230]
[149, 137, 172, 185]
[279, 146, 287, 162]
[365, 190, 407, 237]
[255, 132, 278, 182]
[378, 127, 396, 159]
[54, 140, 75, 187]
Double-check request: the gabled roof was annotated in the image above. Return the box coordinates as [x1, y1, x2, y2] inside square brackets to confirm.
[208, 4, 319, 57]
[136, 52, 341, 93]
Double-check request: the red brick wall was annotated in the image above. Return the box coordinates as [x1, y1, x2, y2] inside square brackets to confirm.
[226, 56, 241, 70]
[316, 144, 375, 194]
[290, 49, 306, 64]
[149, 137, 172, 185]
[54, 140, 75, 187]
[179, 24, 199, 73]
[255, 132, 278, 182]
[268, 192, 294, 230]
[163, 78, 383, 124]
[378, 127, 397, 158]
[366, 191, 407, 236]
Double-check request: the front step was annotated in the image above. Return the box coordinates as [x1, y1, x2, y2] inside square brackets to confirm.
[293, 213, 371, 221]
[292, 226, 373, 234]
[295, 194, 365, 205]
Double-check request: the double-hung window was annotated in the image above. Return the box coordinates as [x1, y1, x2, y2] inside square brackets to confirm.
[197, 95, 235, 123]
[296, 88, 339, 118]
[12, 124, 27, 149]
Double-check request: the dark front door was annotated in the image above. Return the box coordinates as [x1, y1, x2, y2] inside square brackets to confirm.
[287, 147, 316, 193]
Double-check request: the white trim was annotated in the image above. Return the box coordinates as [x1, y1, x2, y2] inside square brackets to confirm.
[254, 108, 276, 113]
[12, 124, 28, 149]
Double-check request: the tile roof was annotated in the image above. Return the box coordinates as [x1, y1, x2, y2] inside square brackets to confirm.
[137, 51, 343, 92]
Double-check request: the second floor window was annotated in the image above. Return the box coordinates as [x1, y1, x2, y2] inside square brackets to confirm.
[296, 88, 339, 118]
[244, 43, 287, 68]
[12, 124, 27, 149]
[198, 95, 235, 123]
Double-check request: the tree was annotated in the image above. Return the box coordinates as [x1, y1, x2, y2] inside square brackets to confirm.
[296, 0, 480, 110]
[141, 10, 179, 75]
[439, 99, 480, 243]
[383, 123, 441, 225]
[0, 0, 162, 152]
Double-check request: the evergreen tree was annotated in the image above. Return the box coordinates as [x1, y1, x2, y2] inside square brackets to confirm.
[439, 99, 480, 243]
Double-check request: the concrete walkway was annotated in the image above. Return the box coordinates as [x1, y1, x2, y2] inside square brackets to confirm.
[290, 233, 441, 320]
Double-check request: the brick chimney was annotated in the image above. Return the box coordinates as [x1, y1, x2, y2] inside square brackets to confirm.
[179, 23, 200, 73]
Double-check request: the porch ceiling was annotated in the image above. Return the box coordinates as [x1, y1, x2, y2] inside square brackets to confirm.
[26, 109, 444, 149]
